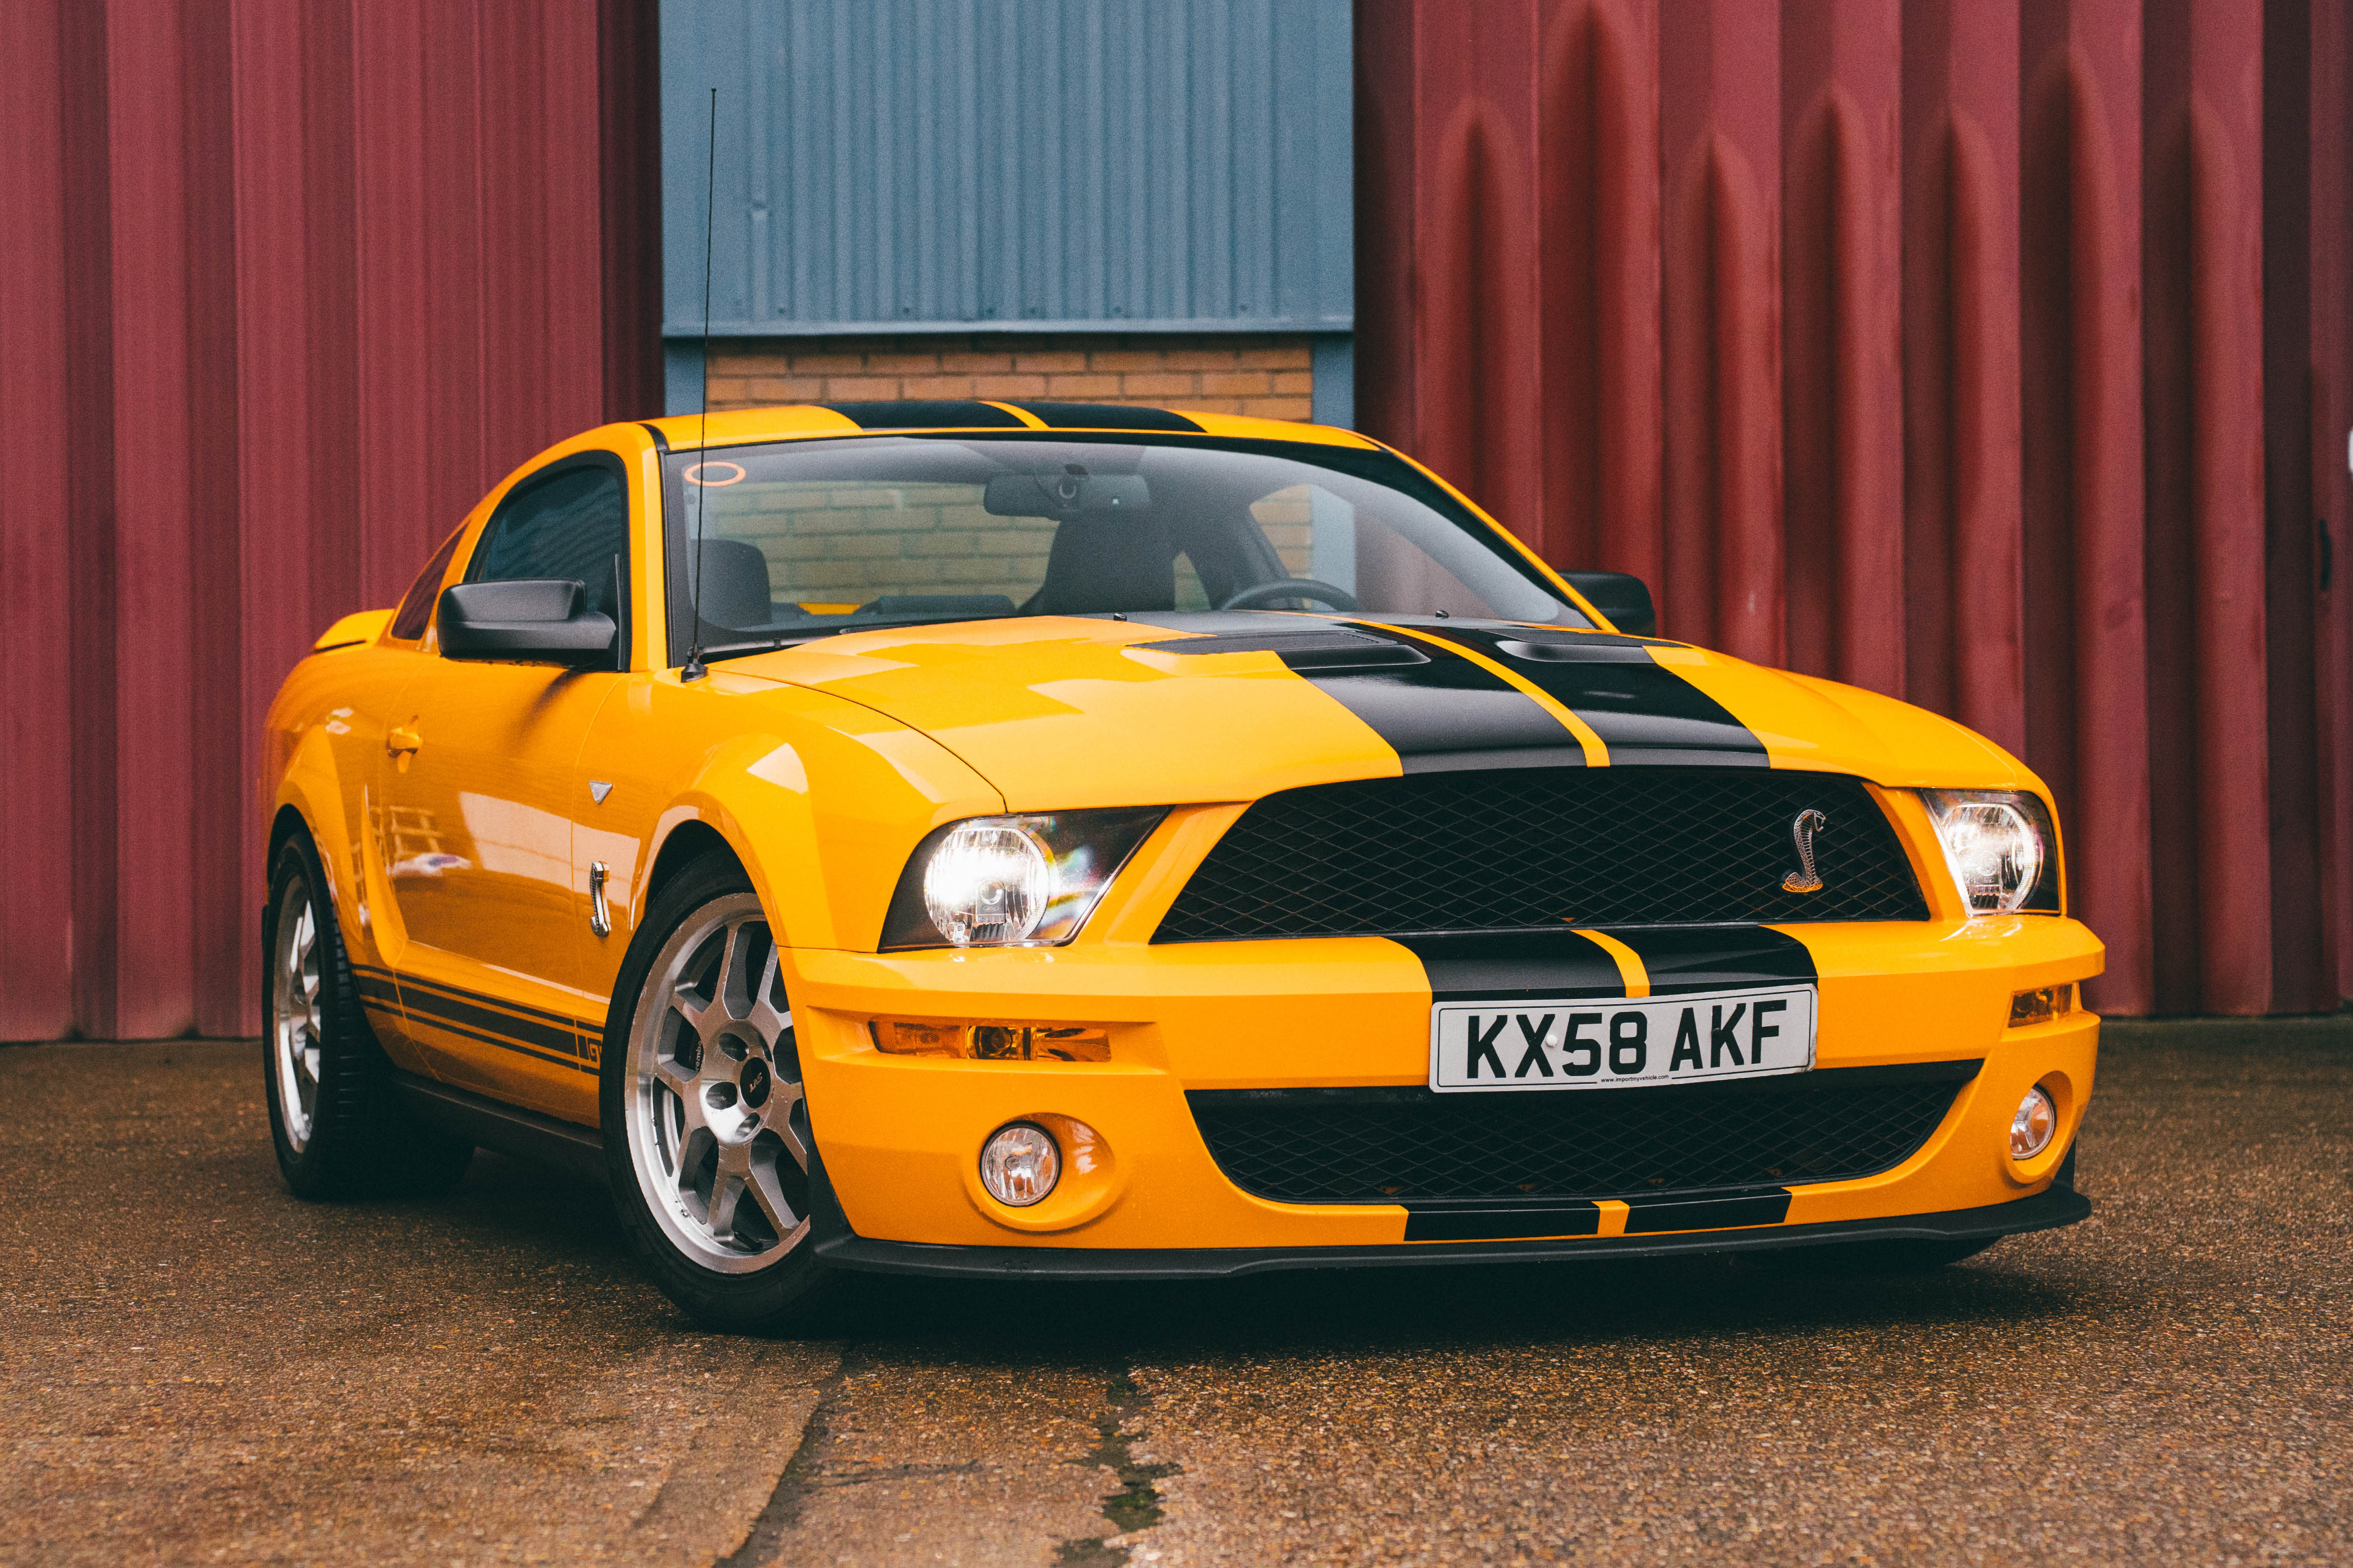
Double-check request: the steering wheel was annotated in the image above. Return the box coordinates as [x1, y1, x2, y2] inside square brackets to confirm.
[1217, 578, 1362, 612]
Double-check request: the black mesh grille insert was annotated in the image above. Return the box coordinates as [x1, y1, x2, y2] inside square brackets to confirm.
[1188, 1070, 1967, 1203]
[1156, 768, 1928, 941]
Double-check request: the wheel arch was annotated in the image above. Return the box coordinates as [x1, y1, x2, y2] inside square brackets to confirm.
[267, 726, 369, 953]
[647, 818, 741, 906]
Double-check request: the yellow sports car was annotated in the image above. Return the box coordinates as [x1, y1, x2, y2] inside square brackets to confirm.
[262, 400, 2100, 1329]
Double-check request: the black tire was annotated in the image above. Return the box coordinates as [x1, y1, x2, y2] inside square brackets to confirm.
[1747, 1236, 2001, 1277]
[599, 850, 841, 1333]
[262, 831, 475, 1199]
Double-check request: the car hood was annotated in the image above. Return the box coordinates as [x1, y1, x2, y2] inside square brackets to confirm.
[722, 613, 2035, 811]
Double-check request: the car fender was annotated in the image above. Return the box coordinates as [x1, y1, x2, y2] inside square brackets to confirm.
[268, 722, 378, 963]
[606, 718, 1002, 962]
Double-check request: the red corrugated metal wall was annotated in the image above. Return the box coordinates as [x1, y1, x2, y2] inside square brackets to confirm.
[1357, 0, 2352, 1016]
[0, 0, 660, 1041]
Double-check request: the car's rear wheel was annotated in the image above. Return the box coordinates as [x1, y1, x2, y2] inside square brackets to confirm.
[263, 832, 474, 1198]
[601, 851, 839, 1332]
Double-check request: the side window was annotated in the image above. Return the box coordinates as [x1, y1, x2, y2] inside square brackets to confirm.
[389, 527, 466, 641]
[468, 463, 631, 622]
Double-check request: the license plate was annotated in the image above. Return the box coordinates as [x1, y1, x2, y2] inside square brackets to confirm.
[1428, 986, 1816, 1093]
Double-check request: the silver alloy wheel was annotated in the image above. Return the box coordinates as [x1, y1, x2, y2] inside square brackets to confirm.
[270, 877, 323, 1151]
[623, 892, 812, 1273]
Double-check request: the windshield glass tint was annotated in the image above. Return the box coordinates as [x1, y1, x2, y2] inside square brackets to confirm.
[660, 434, 1584, 662]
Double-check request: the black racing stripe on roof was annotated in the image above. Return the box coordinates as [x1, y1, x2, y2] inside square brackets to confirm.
[1593, 925, 1819, 995]
[1412, 625, 1769, 767]
[1014, 402, 1204, 432]
[820, 399, 1030, 429]
[1299, 625, 1585, 772]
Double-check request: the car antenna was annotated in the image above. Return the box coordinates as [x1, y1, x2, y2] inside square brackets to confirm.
[681, 86, 718, 684]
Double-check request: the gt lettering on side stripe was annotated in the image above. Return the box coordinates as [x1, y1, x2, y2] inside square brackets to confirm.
[1429, 985, 1816, 1092]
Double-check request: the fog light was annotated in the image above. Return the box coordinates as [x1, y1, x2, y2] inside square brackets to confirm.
[2009, 1085, 2058, 1160]
[979, 1122, 1060, 1206]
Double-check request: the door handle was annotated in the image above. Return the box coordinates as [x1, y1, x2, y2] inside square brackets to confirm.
[385, 724, 422, 756]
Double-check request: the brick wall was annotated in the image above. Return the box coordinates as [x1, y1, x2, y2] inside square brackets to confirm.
[703, 333, 1314, 420]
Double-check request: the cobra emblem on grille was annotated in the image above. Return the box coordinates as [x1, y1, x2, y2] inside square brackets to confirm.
[1781, 809, 1829, 893]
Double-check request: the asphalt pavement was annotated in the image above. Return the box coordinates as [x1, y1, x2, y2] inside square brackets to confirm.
[2, 1017, 2345, 1565]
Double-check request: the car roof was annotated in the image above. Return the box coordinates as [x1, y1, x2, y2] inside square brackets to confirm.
[637, 400, 1384, 452]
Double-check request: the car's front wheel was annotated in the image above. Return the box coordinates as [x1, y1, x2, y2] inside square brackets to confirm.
[600, 851, 840, 1331]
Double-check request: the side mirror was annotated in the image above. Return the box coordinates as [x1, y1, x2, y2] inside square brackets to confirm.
[438, 580, 617, 667]
[1562, 570, 1657, 637]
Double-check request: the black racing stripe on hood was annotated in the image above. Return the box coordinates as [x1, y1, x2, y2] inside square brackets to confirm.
[1396, 930, 1630, 1002]
[1413, 626, 1769, 767]
[1282, 624, 1582, 772]
[1596, 925, 1818, 994]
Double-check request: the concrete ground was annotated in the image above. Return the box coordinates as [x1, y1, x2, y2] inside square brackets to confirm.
[1, 1018, 2344, 1566]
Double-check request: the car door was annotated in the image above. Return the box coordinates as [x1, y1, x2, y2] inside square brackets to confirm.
[375, 452, 633, 1117]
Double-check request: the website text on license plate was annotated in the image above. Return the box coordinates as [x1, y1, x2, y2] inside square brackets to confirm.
[1428, 985, 1817, 1093]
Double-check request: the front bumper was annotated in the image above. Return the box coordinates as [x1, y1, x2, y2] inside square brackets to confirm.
[786, 915, 2103, 1258]
[812, 1178, 2090, 1280]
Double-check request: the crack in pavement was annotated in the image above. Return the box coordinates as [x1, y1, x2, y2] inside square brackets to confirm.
[715, 1344, 859, 1566]
[1055, 1366, 1181, 1567]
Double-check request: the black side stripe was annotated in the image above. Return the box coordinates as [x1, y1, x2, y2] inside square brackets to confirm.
[1413, 625, 1769, 767]
[352, 964, 600, 1069]
[1596, 925, 1819, 995]
[406, 1010, 587, 1071]
[1396, 930, 1629, 1002]
[398, 985, 591, 1063]
[393, 974, 585, 1036]
[1298, 625, 1584, 773]
[353, 963, 585, 1033]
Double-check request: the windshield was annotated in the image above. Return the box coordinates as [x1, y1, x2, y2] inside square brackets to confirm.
[660, 432, 1586, 663]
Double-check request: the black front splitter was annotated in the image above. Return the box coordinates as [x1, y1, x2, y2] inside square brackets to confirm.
[811, 1184, 2091, 1282]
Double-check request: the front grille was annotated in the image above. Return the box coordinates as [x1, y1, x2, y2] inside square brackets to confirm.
[1188, 1070, 1966, 1203]
[1155, 768, 1928, 941]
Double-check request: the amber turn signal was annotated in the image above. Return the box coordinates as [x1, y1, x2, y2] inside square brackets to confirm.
[2006, 984, 2074, 1027]
[870, 1020, 1112, 1062]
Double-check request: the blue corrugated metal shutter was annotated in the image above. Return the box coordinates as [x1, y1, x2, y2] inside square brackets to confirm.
[659, 0, 1353, 337]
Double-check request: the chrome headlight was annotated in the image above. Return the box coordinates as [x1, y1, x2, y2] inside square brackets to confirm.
[1921, 790, 2060, 914]
[882, 807, 1167, 949]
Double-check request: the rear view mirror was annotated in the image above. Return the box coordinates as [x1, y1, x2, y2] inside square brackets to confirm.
[983, 472, 1152, 518]
[438, 580, 617, 668]
[1562, 570, 1658, 637]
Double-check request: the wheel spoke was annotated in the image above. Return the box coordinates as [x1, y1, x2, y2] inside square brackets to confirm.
[767, 1085, 812, 1171]
[746, 1161, 803, 1238]
[706, 1142, 753, 1236]
[748, 993, 791, 1054]
[711, 920, 759, 1022]
[669, 983, 713, 1039]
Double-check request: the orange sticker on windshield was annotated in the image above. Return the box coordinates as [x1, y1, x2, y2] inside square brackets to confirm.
[686, 460, 746, 487]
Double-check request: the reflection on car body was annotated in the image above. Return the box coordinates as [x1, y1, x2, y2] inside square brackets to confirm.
[259, 399, 2100, 1330]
